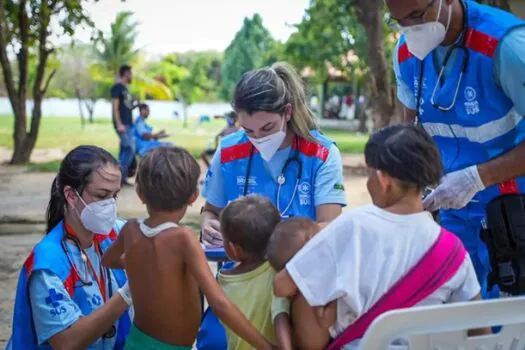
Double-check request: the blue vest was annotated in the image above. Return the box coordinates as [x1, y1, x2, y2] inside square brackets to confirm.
[220, 129, 334, 219]
[7, 219, 130, 350]
[133, 116, 153, 157]
[398, 1, 525, 208]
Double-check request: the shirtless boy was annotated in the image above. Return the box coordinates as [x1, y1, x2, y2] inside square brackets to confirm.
[102, 146, 272, 350]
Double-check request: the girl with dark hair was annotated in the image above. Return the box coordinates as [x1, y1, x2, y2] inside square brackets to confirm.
[7, 145, 133, 350]
[273, 124, 488, 349]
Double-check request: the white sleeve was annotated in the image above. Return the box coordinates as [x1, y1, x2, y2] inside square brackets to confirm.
[285, 213, 354, 307]
[449, 255, 481, 302]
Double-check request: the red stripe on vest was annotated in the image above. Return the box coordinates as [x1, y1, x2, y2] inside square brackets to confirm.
[23, 249, 79, 297]
[398, 43, 413, 64]
[63, 269, 80, 297]
[94, 230, 117, 244]
[499, 180, 519, 194]
[465, 28, 499, 58]
[221, 142, 254, 163]
[293, 138, 329, 162]
[221, 137, 330, 164]
[23, 251, 35, 277]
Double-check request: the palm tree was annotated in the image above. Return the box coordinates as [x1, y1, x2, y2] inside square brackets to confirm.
[94, 11, 172, 100]
[95, 11, 140, 75]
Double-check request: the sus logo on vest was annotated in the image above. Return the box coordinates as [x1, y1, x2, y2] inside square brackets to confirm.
[464, 86, 480, 115]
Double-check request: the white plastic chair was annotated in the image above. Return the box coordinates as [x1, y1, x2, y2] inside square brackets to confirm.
[359, 296, 525, 350]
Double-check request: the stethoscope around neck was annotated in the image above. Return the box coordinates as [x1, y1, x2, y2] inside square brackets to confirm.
[61, 232, 117, 339]
[415, 0, 470, 120]
[243, 136, 303, 217]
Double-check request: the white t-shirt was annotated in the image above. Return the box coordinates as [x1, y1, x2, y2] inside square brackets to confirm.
[286, 204, 480, 347]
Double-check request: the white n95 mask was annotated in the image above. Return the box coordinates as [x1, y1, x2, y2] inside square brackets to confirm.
[76, 191, 117, 235]
[248, 118, 286, 161]
[401, 0, 452, 60]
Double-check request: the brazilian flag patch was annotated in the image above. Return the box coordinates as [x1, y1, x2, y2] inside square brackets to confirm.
[334, 183, 345, 191]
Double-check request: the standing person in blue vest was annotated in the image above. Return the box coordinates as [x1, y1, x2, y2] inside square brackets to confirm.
[7, 145, 133, 350]
[197, 62, 347, 348]
[387, 0, 525, 299]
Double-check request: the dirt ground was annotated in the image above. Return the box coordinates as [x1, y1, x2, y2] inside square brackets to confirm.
[0, 147, 371, 346]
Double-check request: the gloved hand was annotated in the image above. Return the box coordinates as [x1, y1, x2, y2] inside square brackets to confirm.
[423, 165, 485, 212]
[201, 218, 223, 247]
[118, 282, 132, 306]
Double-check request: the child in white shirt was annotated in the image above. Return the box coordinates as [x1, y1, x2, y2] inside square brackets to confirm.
[273, 124, 488, 349]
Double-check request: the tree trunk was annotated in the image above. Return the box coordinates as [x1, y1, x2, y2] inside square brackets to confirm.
[320, 79, 328, 119]
[2, 0, 53, 164]
[182, 102, 188, 128]
[10, 101, 30, 164]
[354, 0, 395, 130]
[10, 96, 43, 164]
[76, 87, 86, 129]
[85, 99, 96, 123]
[355, 83, 368, 133]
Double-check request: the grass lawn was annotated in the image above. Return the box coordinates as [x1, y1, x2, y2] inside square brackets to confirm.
[0, 115, 368, 172]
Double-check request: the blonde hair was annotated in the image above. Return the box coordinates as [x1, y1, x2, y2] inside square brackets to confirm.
[232, 61, 318, 142]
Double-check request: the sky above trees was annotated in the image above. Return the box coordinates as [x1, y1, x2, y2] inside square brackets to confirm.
[53, 0, 310, 54]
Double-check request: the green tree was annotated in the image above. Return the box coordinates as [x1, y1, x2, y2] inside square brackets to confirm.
[94, 11, 172, 102]
[150, 53, 215, 127]
[221, 14, 275, 100]
[353, 0, 397, 129]
[284, 0, 397, 129]
[46, 42, 106, 125]
[0, 0, 98, 164]
[175, 50, 223, 101]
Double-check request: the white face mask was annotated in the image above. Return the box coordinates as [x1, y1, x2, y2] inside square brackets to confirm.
[247, 118, 286, 161]
[76, 191, 117, 235]
[401, 0, 452, 60]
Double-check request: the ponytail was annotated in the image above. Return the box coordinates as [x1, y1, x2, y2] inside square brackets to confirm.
[232, 61, 318, 142]
[46, 177, 65, 233]
[272, 62, 318, 142]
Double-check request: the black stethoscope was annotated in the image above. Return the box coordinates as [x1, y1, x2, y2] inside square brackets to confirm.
[416, 0, 470, 119]
[61, 232, 116, 339]
[243, 136, 303, 217]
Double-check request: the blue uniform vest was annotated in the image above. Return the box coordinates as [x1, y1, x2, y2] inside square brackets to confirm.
[132, 116, 154, 157]
[220, 129, 334, 219]
[398, 1, 525, 206]
[7, 219, 130, 350]
[397, 0, 525, 297]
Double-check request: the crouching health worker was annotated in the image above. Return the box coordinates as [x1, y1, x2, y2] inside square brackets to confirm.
[7, 145, 132, 350]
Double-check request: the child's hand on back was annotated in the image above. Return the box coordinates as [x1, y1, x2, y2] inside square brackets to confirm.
[273, 270, 298, 297]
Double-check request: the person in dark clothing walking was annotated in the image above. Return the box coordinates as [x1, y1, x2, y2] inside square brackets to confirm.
[111, 65, 136, 186]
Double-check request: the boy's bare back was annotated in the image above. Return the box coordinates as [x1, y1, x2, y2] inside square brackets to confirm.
[123, 220, 201, 346]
